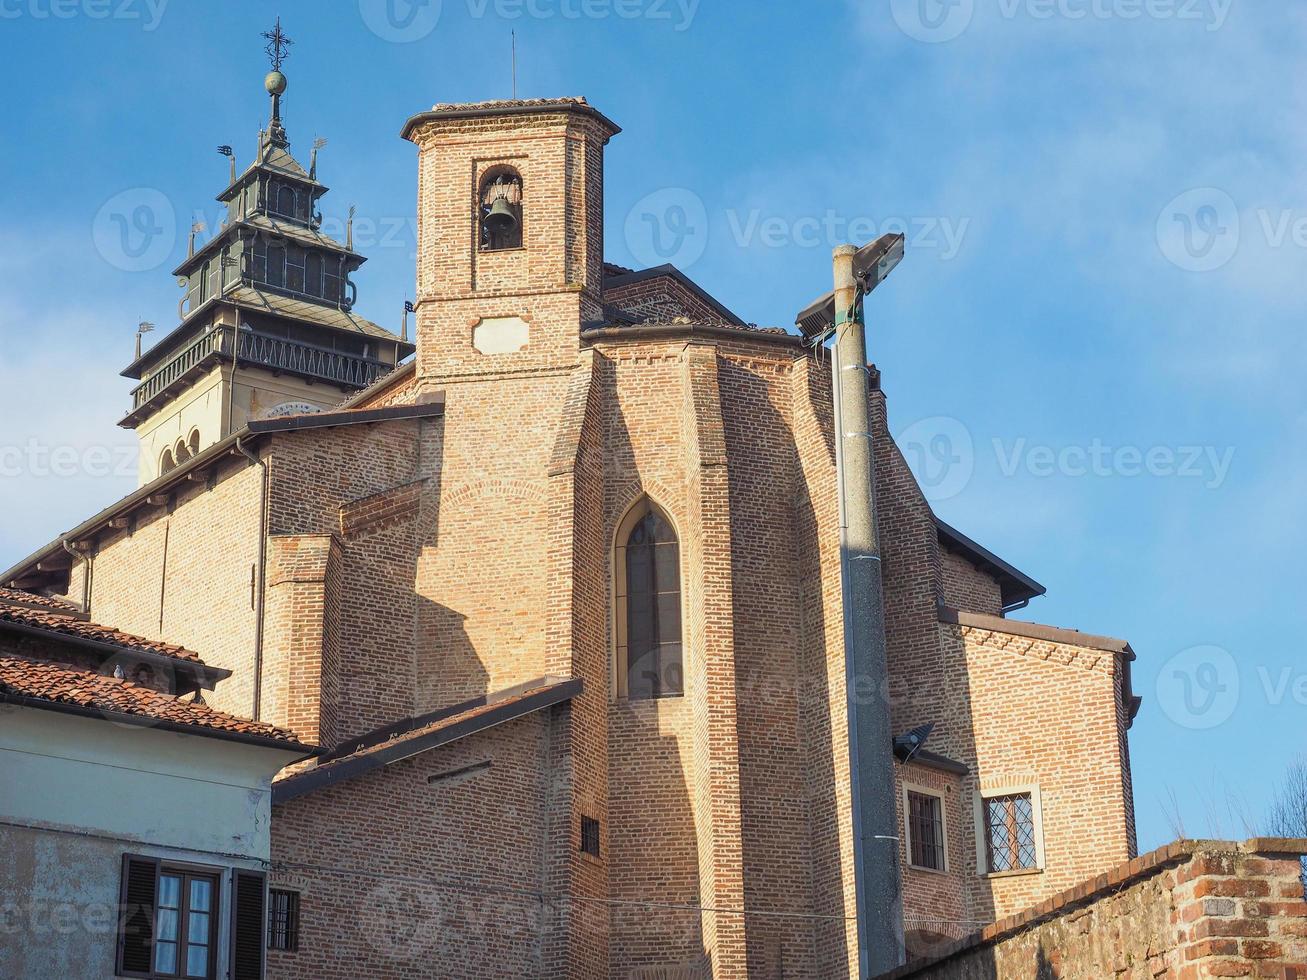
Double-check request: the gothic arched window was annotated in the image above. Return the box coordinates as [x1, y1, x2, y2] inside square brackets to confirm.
[615, 499, 683, 700]
[479, 168, 523, 251]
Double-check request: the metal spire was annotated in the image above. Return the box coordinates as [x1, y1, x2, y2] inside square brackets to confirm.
[262, 19, 293, 148]
[263, 17, 293, 72]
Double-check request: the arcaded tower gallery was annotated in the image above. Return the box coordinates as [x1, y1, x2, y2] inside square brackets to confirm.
[2, 30, 1141, 980]
[118, 23, 412, 485]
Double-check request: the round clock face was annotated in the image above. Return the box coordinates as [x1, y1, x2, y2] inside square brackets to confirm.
[261, 401, 322, 420]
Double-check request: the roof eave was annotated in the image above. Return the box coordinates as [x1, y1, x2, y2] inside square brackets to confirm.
[933, 517, 1046, 607]
[401, 101, 621, 142]
[0, 619, 230, 691]
[272, 676, 581, 803]
[581, 322, 804, 350]
[0, 689, 319, 756]
[3, 400, 447, 589]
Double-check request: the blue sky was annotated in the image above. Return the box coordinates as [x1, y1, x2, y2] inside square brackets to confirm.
[1, 1, 1303, 853]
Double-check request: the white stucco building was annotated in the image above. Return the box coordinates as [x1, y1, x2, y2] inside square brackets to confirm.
[0, 588, 314, 980]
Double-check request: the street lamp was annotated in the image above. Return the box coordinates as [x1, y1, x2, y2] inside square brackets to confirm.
[795, 233, 905, 341]
[801, 233, 905, 978]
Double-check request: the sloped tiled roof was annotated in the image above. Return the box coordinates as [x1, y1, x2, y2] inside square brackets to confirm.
[242, 213, 357, 257]
[0, 598, 204, 665]
[0, 656, 308, 747]
[0, 587, 82, 616]
[223, 285, 403, 343]
[274, 676, 580, 801]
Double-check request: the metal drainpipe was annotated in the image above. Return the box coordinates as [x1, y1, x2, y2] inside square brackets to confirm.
[61, 538, 93, 615]
[831, 244, 904, 976]
[235, 435, 268, 721]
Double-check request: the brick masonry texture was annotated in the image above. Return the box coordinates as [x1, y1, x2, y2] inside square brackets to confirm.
[26, 99, 1150, 978]
[877, 839, 1307, 980]
[602, 273, 736, 325]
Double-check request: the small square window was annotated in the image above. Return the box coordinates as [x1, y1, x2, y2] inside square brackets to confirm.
[906, 790, 946, 872]
[983, 792, 1039, 872]
[580, 816, 600, 858]
[268, 889, 299, 952]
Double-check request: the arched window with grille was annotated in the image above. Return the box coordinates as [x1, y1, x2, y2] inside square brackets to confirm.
[615, 499, 683, 700]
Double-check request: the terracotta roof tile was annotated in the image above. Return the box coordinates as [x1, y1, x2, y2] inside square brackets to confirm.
[429, 96, 592, 112]
[0, 603, 205, 664]
[0, 656, 306, 745]
[0, 587, 82, 615]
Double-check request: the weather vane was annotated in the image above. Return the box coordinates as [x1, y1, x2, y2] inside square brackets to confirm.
[262, 18, 293, 72]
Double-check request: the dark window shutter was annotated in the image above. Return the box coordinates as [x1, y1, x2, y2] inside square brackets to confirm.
[232, 870, 267, 980]
[117, 854, 159, 976]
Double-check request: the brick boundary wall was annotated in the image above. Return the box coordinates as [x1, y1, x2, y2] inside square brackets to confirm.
[876, 838, 1307, 979]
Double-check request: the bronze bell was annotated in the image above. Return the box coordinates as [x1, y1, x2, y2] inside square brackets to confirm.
[485, 196, 518, 235]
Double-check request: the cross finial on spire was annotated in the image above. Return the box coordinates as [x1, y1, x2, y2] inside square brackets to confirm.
[263, 17, 292, 72]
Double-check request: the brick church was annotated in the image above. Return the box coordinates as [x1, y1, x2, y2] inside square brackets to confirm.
[3, 37, 1141, 980]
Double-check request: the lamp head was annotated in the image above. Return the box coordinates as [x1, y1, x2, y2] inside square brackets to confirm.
[893, 722, 936, 765]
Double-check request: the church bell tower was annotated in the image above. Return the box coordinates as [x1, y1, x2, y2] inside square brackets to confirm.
[401, 98, 620, 387]
[120, 21, 414, 485]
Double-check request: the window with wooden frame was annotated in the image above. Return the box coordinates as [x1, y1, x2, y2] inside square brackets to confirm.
[267, 889, 300, 952]
[976, 786, 1044, 874]
[902, 784, 948, 872]
[613, 499, 684, 700]
[116, 856, 266, 980]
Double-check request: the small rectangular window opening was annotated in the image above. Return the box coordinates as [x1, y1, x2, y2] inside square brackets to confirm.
[907, 790, 946, 872]
[267, 889, 300, 952]
[580, 816, 600, 858]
